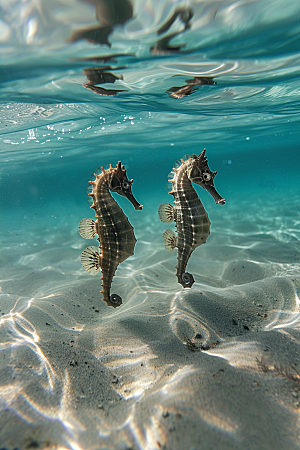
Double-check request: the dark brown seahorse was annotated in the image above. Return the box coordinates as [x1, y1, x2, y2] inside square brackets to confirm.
[158, 149, 225, 288]
[79, 161, 142, 307]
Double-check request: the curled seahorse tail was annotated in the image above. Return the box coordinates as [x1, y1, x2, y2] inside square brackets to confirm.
[178, 272, 195, 288]
[110, 294, 122, 307]
[101, 289, 122, 308]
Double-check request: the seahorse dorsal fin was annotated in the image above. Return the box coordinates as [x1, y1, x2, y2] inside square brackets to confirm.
[162, 229, 177, 251]
[181, 154, 190, 162]
[79, 218, 97, 239]
[158, 203, 174, 223]
[81, 246, 100, 275]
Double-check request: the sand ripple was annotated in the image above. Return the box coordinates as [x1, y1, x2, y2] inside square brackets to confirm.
[0, 199, 300, 449]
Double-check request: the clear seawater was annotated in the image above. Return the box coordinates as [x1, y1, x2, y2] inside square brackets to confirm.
[0, 1, 300, 449]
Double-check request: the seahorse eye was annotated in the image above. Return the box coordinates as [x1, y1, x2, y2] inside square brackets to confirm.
[202, 172, 211, 181]
[122, 180, 130, 189]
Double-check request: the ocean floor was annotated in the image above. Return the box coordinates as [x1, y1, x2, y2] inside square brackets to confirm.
[0, 191, 300, 450]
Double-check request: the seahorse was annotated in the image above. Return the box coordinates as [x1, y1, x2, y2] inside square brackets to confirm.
[158, 149, 225, 288]
[79, 161, 142, 308]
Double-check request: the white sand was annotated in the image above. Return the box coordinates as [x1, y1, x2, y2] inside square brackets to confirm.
[0, 194, 300, 450]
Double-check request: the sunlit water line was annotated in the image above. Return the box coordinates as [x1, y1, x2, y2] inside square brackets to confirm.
[264, 280, 300, 331]
[0, 305, 37, 338]
[205, 341, 262, 371]
[153, 365, 240, 438]
[169, 290, 225, 345]
[0, 313, 57, 393]
[124, 367, 200, 450]
[57, 371, 87, 447]
[144, 414, 167, 450]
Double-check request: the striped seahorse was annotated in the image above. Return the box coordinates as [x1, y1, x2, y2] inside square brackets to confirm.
[158, 149, 225, 288]
[79, 161, 142, 308]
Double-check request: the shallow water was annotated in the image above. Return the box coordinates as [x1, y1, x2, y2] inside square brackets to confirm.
[1, 1, 300, 449]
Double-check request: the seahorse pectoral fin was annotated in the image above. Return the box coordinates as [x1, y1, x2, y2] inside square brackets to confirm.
[79, 218, 97, 239]
[162, 229, 177, 251]
[158, 203, 174, 223]
[81, 246, 100, 275]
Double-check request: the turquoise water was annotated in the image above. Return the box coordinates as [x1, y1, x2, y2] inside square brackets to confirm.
[0, 1, 300, 449]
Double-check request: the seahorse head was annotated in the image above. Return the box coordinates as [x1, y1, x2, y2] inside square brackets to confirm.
[108, 161, 143, 210]
[187, 149, 226, 205]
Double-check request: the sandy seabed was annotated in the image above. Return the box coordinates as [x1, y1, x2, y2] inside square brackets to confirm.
[0, 193, 300, 450]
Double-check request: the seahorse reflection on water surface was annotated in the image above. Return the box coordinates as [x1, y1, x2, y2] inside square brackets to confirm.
[158, 149, 225, 288]
[79, 162, 142, 308]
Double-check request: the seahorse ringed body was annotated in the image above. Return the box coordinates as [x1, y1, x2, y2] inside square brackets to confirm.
[79, 161, 142, 307]
[158, 149, 225, 288]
